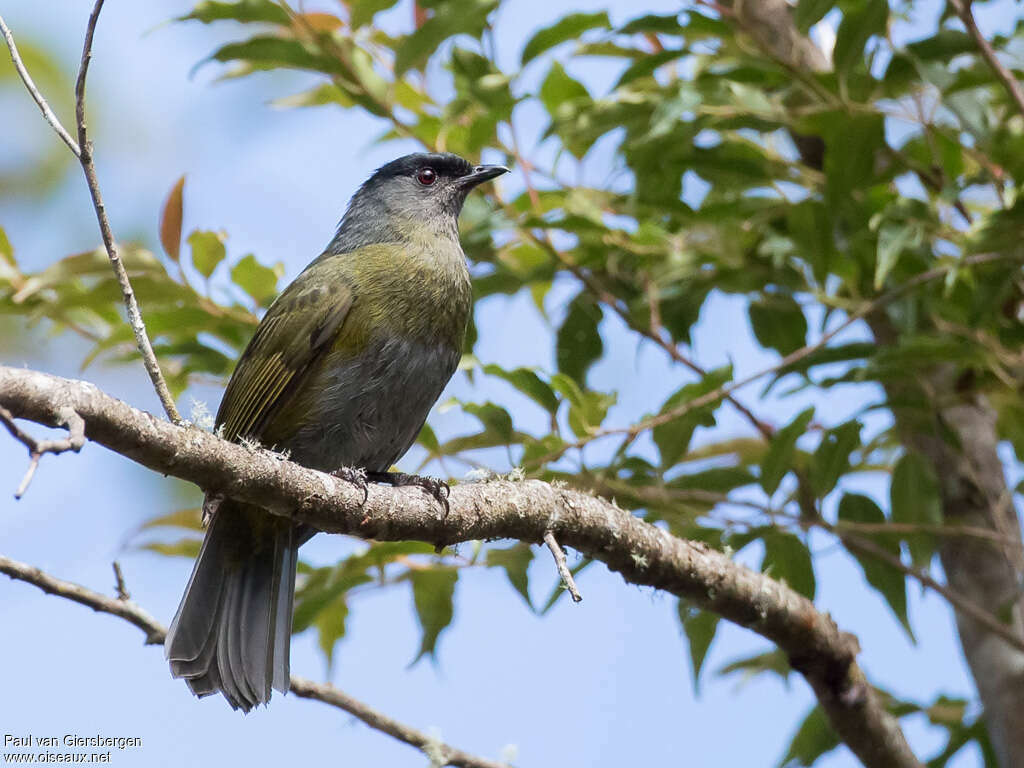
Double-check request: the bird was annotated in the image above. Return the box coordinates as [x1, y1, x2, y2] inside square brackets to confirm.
[164, 152, 509, 712]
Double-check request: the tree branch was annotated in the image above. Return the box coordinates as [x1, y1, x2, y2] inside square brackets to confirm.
[0, 554, 507, 768]
[542, 531, 582, 603]
[0, 404, 85, 498]
[949, 0, 1024, 120]
[0, 364, 921, 768]
[72, 0, 180, 424]
[0, 14, 81, 156]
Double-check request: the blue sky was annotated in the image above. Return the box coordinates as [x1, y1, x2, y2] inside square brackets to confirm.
[1, 1, 1017, 766]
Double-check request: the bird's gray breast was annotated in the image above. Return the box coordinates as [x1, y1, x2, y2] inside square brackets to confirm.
[287, 335, 460, 473]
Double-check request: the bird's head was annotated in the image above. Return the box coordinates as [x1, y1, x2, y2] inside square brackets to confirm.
[335, 152, 509, 245]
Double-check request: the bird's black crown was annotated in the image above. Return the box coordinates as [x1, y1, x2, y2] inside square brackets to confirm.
[370, 152, 473, 182]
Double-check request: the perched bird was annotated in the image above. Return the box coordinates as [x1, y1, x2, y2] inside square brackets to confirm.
[165, 153, 508, 711]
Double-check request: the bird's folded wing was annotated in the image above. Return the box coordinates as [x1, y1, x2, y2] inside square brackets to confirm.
[216, 270, 354, 442]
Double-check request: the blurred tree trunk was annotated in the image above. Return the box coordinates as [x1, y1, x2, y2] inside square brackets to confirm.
[731, 1, 1024, 765]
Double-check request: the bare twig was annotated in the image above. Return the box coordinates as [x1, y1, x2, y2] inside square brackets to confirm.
[830, 527, 1024, 655]
[0, 365, 924, 768]
[1, 6, 180, 422]
[949, 0, 1024, 120]
[0, 404, 85, 498]
[0, 554, 163, 643]
[72, 0, 180, 424]
[289, 678, 509, 768]
[0, 553, 509, 768]
[543, 531, 582, 603]
[111, 561, 129, 601]
[0, 14, 81, 156]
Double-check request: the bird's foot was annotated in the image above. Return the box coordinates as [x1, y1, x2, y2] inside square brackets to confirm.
[366, 471, 450, 516]
[332, 466, 368, 504]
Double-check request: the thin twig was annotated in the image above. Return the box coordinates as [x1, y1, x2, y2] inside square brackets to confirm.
[0, 553, 509, 768]
[0, 404, 85, 498]
[543, 531, 582, 603]
[0, 554, 163, 643]
[949, 0, 1024, 120]
[827, 527, 1024, 655]
[290, 678, 510, 768]
[527, 251, 1019, 468]
[0, 14, 81, 156]
[112, 561, 129, 601]
[2, 7, 179, 422]
[73, 0, 180, 424]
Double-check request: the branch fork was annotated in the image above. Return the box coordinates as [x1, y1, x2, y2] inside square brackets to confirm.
[0, 404, 84, 498]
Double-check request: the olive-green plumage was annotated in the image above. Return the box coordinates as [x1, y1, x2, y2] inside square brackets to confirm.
[165, 153, 508, 711]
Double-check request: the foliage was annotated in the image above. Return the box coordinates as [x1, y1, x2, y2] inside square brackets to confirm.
[3, 1, 1023, 764]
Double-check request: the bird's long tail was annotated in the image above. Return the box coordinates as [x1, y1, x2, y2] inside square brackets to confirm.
[165, 502, 298, 712]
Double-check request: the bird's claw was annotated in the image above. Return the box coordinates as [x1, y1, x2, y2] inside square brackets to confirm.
[333, 466, 369, 505]
[367, 471, 450, 517]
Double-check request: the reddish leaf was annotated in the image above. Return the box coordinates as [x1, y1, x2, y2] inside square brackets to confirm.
[159, 175, 186, 262]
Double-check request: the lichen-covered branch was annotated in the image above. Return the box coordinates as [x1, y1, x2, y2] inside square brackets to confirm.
[0, 364, 921, 768]
[0, 553, 509, 768]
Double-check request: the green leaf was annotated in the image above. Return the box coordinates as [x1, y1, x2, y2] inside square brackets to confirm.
[187, 230, 227, 279]
[350, 0, 401, 28]
[838, 493, 913, 639]
[833, 0, 888, 77]
[483, 364, 559, 413]
[819, 111, 885, 209]
[906, 29, 976, 62]
[762, 530, 816, 599]
[618, 13, 684, 35]
[137, 507, 203, 533]
[208, 36, 347, 76]
[794, 0, 834, 34]
[179, 0, 290, 25]
[140, 538, 201, 559]
[549, 374, 615, 437]
[677, 600, 720, 692]
[717, 649, 792, 685]
[410, 567, 458, 661]
[0, 227, 14, 271]
[486, 544, 534, 610]
[230, 253, 282, 307]
[555, 291, 602, 385]
[539, 60, 590, 124]
[779, 706, 840, 767]
[394, 0, 498, 75]
[875, 222, 917, 289]
[809, 420, 861, 497]
[462, 401, 514, 442]
[890, 452, 942, 567]
[652, 366, 732, 467]
[749, 294, 808, 357]
[761, 407, 815, 495]
[786, 200, 833, 284]
[521, 11, 610, 65]
[315, 597, 349, 667]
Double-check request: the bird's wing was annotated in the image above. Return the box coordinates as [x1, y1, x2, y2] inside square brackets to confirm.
[216, 268, 354, 443]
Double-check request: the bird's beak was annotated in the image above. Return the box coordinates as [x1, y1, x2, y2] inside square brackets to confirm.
[456, 164, 510, 189]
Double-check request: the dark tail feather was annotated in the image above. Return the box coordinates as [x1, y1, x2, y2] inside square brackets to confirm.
[165, 503, 297, 712]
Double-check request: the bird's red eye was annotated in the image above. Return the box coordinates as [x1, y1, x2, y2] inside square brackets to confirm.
[416, 167, 437, 186]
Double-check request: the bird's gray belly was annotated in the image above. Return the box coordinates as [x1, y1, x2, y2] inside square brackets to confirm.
[285, 335, 460, 473]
